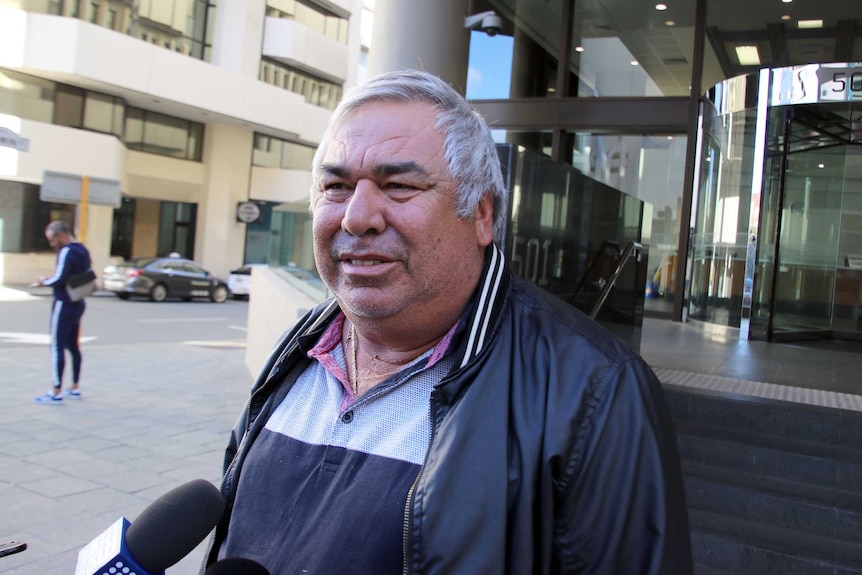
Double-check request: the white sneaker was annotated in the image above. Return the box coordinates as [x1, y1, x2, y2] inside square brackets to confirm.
[34, 393, 63, 405]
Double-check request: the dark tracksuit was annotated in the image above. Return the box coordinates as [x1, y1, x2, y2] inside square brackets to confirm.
[42, 242, 91, 389]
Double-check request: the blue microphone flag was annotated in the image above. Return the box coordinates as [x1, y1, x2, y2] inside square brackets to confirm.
[75, 518, 161, 575]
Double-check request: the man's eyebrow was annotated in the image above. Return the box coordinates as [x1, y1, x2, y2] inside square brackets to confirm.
[318, 161, 429, 179]
[320, 161, 428, 179]
[319, 164, 350, 179]
[373, 161, 427, 177]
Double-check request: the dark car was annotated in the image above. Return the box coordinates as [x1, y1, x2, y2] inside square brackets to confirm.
[102, 256, 230, 303]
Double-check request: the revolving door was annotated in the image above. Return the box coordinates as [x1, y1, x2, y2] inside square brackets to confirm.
[750, 104, 862, 342]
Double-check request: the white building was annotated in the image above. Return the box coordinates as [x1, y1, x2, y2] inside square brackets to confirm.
[0, 0, 364, 284]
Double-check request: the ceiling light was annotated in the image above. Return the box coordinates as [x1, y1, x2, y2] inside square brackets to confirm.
[665, 20, 676, 26]
[655, 3, 668, 10]
[781, 14, 791, 20]
[798, 19, 823, 29]
[818, 163, 825, 168]
[575, 46, 585, 52]
[631, 60, 639, 66]
[781, 0, 792, 3]
[735, 45, 761, 65]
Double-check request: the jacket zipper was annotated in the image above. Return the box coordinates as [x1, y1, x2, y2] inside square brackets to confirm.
[403, 388, 439, 575]
[203, 368, 281, 567]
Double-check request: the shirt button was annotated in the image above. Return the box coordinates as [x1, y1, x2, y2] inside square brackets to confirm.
[341, 411, 354, 423]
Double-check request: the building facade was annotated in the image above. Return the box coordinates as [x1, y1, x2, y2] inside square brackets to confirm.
[3, 0, 860, 345]
[366, 0, 862, 344]
[0, 0, 363, 283]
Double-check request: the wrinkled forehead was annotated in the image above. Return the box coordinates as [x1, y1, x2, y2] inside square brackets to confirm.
[324, 101, 446, 167]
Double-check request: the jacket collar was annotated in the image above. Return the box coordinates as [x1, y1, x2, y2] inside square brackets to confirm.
[286, 244, 510, 373]
[456, 244, 509, 368]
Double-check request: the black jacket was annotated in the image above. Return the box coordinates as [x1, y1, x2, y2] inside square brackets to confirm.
[206, 247, 692, 574]
[42, 241, 91, 304]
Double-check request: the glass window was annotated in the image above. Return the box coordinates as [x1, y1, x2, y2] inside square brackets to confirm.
[124, 107, 203, 161]
[144, 112, 189, 158]
[280, 140, 315, 170]
[569, 0, 695, 97]
[485, 4, 709, 101]
[691, 75, 760, 329]
[702, 0, 862, 91]
[83, 92, 120, 136]
[0, 181, 76, 253]
[158, 201, 197, 258]
[258, 59, 343, 110]
[22, 0, 215, 61]
[125, 107, 145, 149]
[253, 134, 281, 168]
[466, 3, 558, 99]
[243, 200, 317, 272]
[501, 144, 647, 350]
[252, 134, 315, 170]
[265, 0, 348, 45]
[188, 122, 203, 161]
[0, 68, 56, 124]
[54, 85, 85, 128]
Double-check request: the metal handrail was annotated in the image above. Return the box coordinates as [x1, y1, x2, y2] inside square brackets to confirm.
[572, 240, 621, 296]
[589, 241, 643, 319]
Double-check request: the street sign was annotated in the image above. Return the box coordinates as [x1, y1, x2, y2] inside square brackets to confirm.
[237, 201, 263, 223]
[0, 127, 29, 152]
[40, 171, 81, 204]
[40, 171, 122, 208]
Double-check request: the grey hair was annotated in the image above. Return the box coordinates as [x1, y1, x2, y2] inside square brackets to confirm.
[310, 69, 508, 244]
[45, 220, 73, 237]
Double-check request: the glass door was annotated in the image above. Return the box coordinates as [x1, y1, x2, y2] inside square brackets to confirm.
[770, 142, 844, 339]
[752, 105, 847, 341]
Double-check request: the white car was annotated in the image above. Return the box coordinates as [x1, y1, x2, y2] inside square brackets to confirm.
[226, 263, 268, 299]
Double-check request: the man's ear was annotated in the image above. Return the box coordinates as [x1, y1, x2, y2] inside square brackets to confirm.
[474, 194, 495, 247]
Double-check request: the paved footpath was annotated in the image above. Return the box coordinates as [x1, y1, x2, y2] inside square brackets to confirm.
[0, 325, 253, 574]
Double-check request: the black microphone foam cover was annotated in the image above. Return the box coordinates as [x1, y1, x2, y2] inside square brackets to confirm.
[125, 478, 225, 573]
[205, 557, 270, 575]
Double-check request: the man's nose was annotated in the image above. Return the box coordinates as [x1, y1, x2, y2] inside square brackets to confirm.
[341, 180, 386, 236]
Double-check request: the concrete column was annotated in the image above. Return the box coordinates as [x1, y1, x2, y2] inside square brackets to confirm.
[197, 124, 254, 277]
[369, 0, 470, 92]
[209, 0, 266, 77]
[77, 204, 113, 281]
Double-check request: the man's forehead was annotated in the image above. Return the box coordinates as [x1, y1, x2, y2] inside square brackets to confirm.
[323, 110, 443, 170]
[337, 101, 438, 136]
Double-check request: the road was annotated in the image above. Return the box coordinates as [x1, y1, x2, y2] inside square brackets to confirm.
[0, 286, 249, 348]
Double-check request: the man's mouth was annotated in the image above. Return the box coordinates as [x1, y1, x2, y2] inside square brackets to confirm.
[349, 259, 384, 266]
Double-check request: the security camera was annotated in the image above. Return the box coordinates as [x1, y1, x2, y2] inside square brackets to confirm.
[481, 14, 502, 36]
[465, 11, 503, 37]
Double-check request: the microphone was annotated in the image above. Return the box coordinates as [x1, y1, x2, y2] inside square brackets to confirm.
[204, 558, 270, 574]
[75, 478, 225, 575]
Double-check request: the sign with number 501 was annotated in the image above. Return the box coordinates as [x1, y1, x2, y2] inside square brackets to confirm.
[817, 65, 862, 102]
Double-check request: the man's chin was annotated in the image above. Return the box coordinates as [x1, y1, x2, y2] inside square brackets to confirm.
[335, 292, 401, 320]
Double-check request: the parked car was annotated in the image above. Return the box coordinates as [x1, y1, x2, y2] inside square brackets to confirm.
[102, 256, 230, 303]
[228, 263, 326, 300]
[227, 263, 268, 300]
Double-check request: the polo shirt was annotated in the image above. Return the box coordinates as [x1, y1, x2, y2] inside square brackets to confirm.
[220, 314, 456, 573]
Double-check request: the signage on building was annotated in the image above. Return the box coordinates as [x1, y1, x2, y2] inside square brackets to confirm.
[40, 171, 122, 208]
[237, 201, 263, 224]
[771, 63, 862, 106]
[0, 127, 29, 152]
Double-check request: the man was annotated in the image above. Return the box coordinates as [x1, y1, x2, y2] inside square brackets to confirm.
[30, 221, 91, 405]
[206, 70, 692, 573]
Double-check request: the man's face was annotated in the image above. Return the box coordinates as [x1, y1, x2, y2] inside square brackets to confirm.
[312, 101, 494, 324]
[46, 231, 63, 250]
